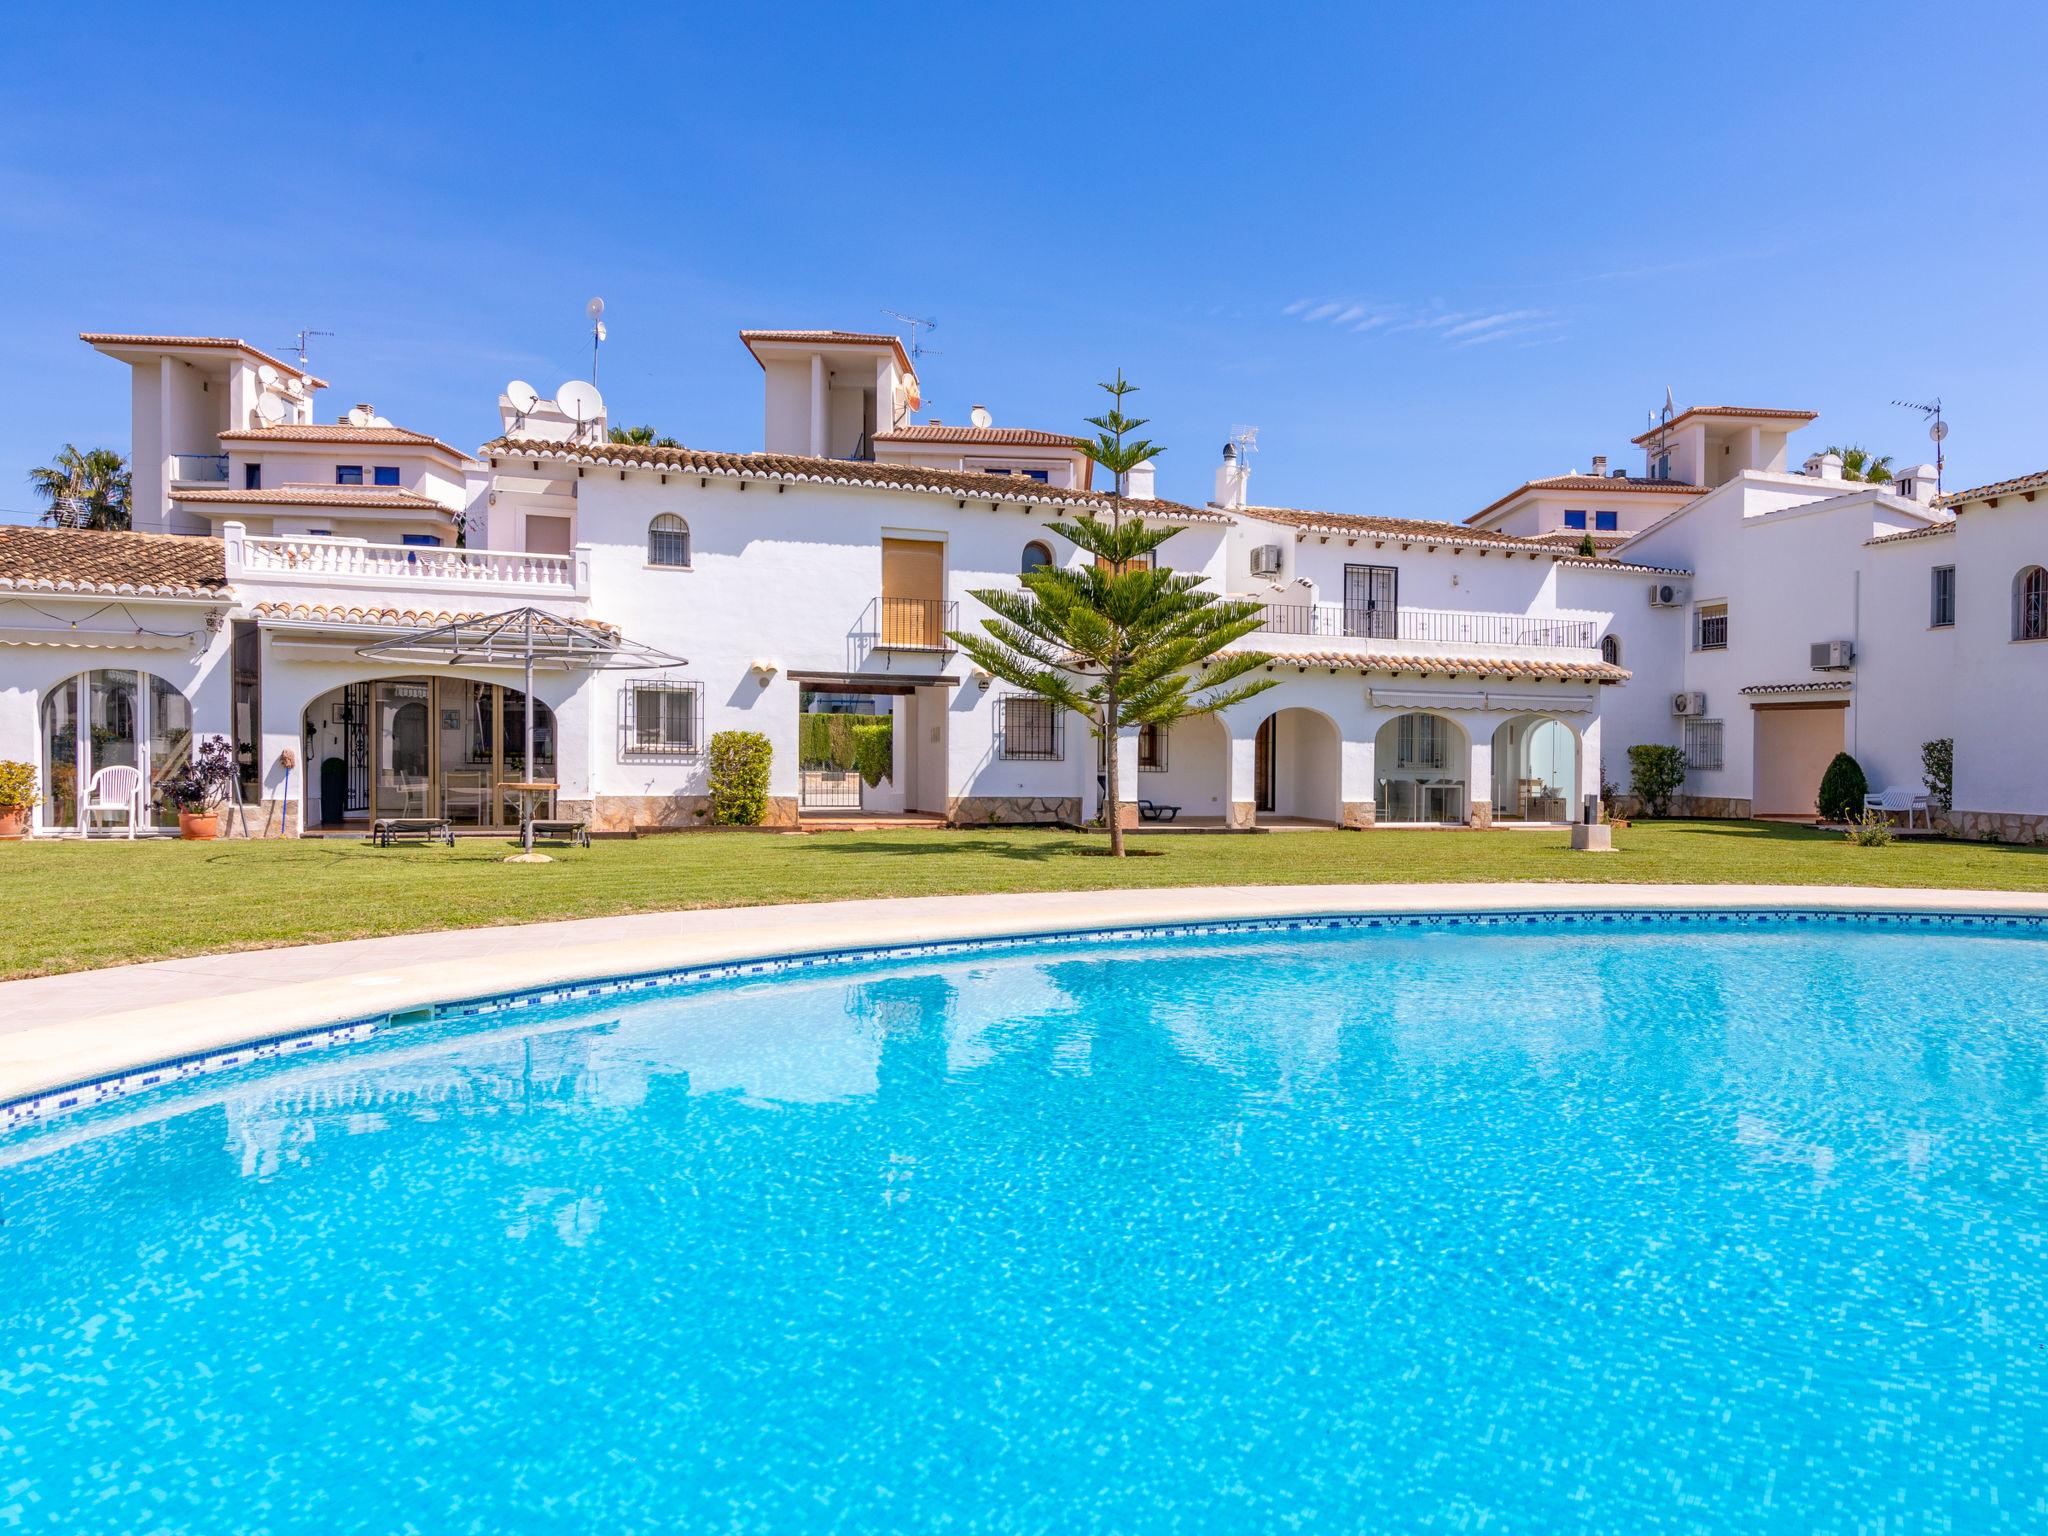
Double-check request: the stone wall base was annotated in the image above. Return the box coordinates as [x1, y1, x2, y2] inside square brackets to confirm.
[1467, 800, 1494, 829]
[562, 794, 800, 833]
[1945, 809, 2048, 845]
[947, 795, 1081, 827]
[1673, 795, 1753, 819]
[1341, 799, 1375, 829]
[1228, 800, 1257, 830]
[223, 798, 298, 838]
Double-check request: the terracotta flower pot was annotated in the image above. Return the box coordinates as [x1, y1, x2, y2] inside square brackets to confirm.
[0, 806, 26, 840]
[178, 810, 220, 841]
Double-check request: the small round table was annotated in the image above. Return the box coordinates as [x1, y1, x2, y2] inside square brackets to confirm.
[499, 781, 560, 863]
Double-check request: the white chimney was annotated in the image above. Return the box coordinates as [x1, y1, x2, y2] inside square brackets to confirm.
[1590, 454, 1608, 477]
[1814, 450, 1844, 482]
[1890, 462, 1938, 505]
[1213, 442, 1249, 508]
[1123, 459, 1157, 500]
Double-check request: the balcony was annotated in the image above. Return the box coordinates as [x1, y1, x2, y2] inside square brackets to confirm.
[224, 528, 588, 598]
[1257, 602, 1598, 652]
[847, 595, 959, 667]
[169, 452, 229, 483]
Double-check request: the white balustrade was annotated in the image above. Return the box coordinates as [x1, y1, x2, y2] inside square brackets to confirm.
[235, 535, 581, 593]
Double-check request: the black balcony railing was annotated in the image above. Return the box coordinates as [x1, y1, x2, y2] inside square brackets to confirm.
[1257, 603, 1598, 650]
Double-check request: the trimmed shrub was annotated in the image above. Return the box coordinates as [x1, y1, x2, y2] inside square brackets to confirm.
[707, 730, 773, 825]
[1816, 751, 1868, 824]
[1846, 809, 1895, 847]
[1626, 743, 1687, 818]
[1921, 737, 1953, 811]
[851, 719, 893, 787]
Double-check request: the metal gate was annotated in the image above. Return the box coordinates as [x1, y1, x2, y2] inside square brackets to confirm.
[799, 768, 863, 810]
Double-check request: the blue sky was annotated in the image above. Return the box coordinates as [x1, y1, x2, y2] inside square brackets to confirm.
[4, 1, 2043, 525]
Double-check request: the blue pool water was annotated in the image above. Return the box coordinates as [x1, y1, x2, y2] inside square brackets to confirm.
[4, 915, 2047, 1532]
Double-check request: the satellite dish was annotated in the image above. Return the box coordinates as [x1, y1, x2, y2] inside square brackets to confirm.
[257, 394, 286, 425]
[594, 321, 607, 343]
[257, 363, 280, 389]
[1930, 420, 1949, 443]
[347, 405, 373, 428]
[969, 404, 993, 429]
[506, 380, 540, 413]
[369, 416, 392, 429]
[556, 380, 604, 423]
[586, 297, 605, 321]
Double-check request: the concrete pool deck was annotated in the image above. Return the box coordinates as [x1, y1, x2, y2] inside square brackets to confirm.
[5, 882, 2048, 1107]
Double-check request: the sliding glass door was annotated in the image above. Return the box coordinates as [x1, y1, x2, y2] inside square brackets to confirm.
[36, 670, 193, 833]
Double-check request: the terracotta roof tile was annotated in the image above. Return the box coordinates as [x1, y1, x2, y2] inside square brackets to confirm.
[80, 332, 328, 388]
[251, 600, 618, 638]
[1629, 405, 1819, 445]
[0, 526, 226, 599]
[739, 330, 915, 374]
[1865, 521, 1957, 547]
[1936, 468, 2048, 508]
[172, 487, 451, 513]
[1738, 680, 1854, 695]
[1216, 646, 1628, 684]
[873, 425, 1083, 448]
[1467, 475, 1705, 524]
[486, 436, 1233, 522]
[218, 423, 475, 461]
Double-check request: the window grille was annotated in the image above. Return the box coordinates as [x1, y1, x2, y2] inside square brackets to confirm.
[1138, 722, 1167, 771]
[1683, 717, 1724, 771]
[2017, 566, 2048, 641]
[1930, 565, 1956, 628]
[1396, 712, 1448, 771]
[648, 514, 690, 568]
[1694, 602, 1728, 651]
[620, 680, 703, 760]
[1601, 634, 1621, 666]
[998, 696, 1064, 760]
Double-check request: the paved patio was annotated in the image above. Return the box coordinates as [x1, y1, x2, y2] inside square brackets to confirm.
[5, 882, 2046, 1108]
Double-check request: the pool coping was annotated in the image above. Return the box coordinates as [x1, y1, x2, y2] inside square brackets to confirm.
[5, 882, 2047, 1123]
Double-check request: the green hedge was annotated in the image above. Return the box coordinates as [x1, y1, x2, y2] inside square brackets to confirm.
[851, 720, 893, 787]
[707, 730, 773, 825]
[1816, 751, 1868, 824]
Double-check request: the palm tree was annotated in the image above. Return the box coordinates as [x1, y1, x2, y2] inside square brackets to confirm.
[947, 375, 1275, 855]
[28, 445, 131, 530]
[608, 424, 681, 448]
[1826, 445, 1895, 485]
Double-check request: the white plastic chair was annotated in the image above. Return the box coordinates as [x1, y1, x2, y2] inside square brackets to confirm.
[84, 765, 143, 838]
[1863, 785, 1933, 830]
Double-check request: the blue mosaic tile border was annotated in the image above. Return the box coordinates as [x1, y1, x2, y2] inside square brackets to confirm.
[5, 905, 2043, 1136]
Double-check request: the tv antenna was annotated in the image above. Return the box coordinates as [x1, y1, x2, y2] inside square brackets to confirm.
[881, 309, 939, 364]
[586, 298, 607, 385]
[1229, 424, 1260, 462]
[284, 328, 333, 368]
[1892, 396, 1945, 496]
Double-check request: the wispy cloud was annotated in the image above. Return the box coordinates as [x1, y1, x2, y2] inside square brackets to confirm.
[1282, 297, 1566, 348]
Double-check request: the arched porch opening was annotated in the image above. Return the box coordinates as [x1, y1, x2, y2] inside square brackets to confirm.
[37, 668, 193, 834]
[1250, 706, 1343, 826]
[302, 676, 555, 831]
[1373, 711, 1470, 825]
[1490, 716, 1580, 823]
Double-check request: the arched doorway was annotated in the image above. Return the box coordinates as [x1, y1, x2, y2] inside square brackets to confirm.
[38, 669, 193, 833]
[1250, 707, 1342, 825]
[302, 677, 555, 830]
[1490, 717, 1579, 823]
[1373, 712, 1468, 824]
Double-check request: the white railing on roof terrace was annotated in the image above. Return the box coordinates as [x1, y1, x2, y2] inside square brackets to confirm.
[169, 452, 230, 483]
[1257, 602, 1599, 651]
[223, 524, 588, 597]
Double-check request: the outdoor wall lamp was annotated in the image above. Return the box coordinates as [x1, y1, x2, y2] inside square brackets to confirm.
[972, 668, 993, 690]
[749, 660, 778, 687]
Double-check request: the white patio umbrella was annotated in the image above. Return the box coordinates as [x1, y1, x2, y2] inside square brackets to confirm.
[356, 606, 686, 860]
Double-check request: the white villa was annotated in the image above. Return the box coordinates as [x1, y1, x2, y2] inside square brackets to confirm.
[2, 326, 2042, 843]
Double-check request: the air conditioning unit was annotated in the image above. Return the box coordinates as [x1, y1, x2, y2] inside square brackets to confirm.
[1671, 691, 1708, 717]
[1249, 544, 1284, 577]
[1810, 640, 1855, 671]
[1648, 581, 1690, 608]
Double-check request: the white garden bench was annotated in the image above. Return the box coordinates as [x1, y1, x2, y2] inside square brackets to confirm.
[1863, 785, 1934, 830]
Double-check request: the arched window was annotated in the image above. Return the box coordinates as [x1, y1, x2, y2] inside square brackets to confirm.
[648, 514, 690, 568]
[1600, 634, 1621, 666]
[2016, 565, 2048, 641]
[1021, 540, 1053, 575]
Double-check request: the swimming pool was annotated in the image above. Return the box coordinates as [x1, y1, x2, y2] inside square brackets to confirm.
[3, 910, 2045, 1532]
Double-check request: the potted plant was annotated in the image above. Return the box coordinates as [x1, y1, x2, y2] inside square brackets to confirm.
[157, 737, 237, 840]
[0, 760, 37, 839]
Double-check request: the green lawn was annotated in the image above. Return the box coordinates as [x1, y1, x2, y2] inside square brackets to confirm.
[3, 820, 2045, 980]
